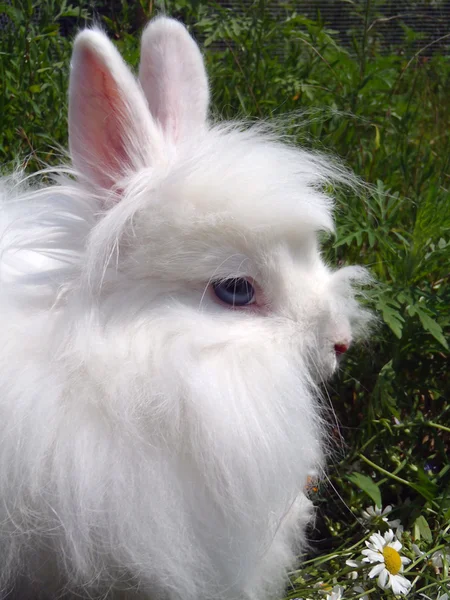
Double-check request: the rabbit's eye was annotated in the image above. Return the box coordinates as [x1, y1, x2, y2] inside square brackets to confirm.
[212, 278, 256, 307]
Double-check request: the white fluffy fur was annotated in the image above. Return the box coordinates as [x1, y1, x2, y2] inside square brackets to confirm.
[0, 17, 368, 600]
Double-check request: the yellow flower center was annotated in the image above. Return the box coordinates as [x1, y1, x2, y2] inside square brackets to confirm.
[383, 546, 402, 575]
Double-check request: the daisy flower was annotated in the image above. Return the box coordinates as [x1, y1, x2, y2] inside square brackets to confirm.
[362, 505, 404, 537]
[353, 585, 370, 600]
[362, 504, 393, 521]
[420, 592, 448, 600]
[388, 518, 404, 539]
[345, 558, 362, 580]
[362, 530, 411, 595]
[412, 543, 424, 557]
[431, 548, 450, 569]
[325, 585, 345, 600]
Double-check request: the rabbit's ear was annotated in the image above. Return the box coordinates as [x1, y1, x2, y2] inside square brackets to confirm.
[138, 17, 209, 143]
[69, 29, 161, 190]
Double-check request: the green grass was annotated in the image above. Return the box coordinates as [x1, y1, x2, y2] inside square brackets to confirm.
[1, 1, 449, 598]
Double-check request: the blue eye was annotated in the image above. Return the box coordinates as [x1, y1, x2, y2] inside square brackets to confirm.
[212, 278, 255, 307]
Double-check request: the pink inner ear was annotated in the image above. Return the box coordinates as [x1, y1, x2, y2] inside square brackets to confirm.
[70, 46, 135, 189]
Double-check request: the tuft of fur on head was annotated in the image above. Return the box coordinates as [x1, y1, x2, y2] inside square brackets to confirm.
[0, 16, 370, 600]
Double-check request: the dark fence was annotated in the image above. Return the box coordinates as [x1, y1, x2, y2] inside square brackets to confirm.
[219, 0, 450, 57]
[1, 1, 449, 57]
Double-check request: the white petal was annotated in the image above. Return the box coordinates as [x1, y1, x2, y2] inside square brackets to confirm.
[390, 574, 411, 595]
[371, 533, 385, 551]
[391, 540, 402, 552]
[431, 550, 448, 568]
[362, 550, 383, 563]
[377, 568, 389, 589]
[432, 556, 443, 568]
[384, 529, 395, 544]
[396, 524, 405, 539]
[346, 559, 360, 568]
[327, 585, 345, 600]
[401, 556, 411, 565]
[369, 563, 385, 578]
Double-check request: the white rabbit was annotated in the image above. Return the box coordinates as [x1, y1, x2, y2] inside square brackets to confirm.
[0, 16, 369, 600]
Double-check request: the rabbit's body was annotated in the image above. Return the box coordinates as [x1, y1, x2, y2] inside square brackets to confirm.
[0, 17, 367, 600]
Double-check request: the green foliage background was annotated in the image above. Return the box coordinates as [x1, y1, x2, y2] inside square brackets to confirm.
[0, 1, 449, 598]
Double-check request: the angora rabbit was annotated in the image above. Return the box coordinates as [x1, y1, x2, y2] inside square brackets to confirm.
[0, 16, 368, 600]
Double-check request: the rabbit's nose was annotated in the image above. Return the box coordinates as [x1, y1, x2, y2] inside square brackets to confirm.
[334, 342, 349, 356]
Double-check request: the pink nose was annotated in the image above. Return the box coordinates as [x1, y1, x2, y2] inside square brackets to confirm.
[334, 343, 349, 356]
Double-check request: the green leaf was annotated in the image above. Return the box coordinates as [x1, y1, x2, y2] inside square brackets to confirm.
[410, 468, 439, 503]
[373, 124, 380, 149]
[334, 232, 359, 248]
[347, 473, 382, 508]
[413, 515, 432, 543]
[0, 3, 22, 23]
[376, 298, 404, 339]
[416, 308, 449, 350]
